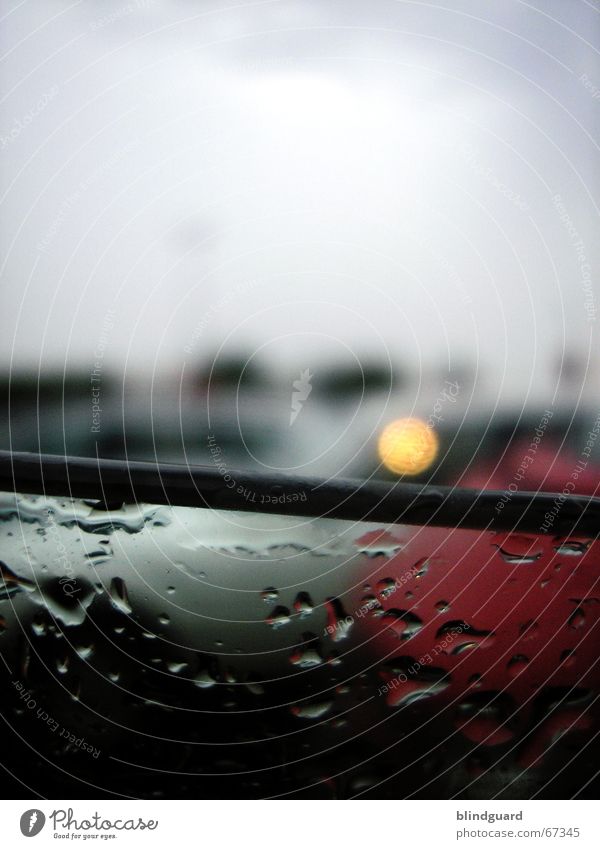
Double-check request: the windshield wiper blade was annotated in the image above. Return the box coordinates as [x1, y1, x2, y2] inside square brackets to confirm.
[0, 449, 598, 536]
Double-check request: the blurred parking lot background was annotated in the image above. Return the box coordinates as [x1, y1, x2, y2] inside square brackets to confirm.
[1, 0, 599, 489]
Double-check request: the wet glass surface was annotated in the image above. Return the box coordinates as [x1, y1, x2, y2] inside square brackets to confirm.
[1, 492, 599, 799]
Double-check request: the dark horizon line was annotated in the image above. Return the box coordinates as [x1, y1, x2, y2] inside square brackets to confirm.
[0, 450, 598, 537]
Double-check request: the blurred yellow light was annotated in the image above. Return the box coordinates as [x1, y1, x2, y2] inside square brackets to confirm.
[378, 417, 439, 476]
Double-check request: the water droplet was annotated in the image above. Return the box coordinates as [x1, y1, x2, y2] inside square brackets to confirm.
[383, 609, 423, 640]
[377, 578, 397, 599]
[158, 613, 170, 625]
[289, 649, 322, 668]
[193, 670, 216, 689]
[437, 621, 494, 653]
[109, 577, 131, 615]
[560, 648, 576, 667]
[167, 661, 188, 674]
[355, 530, 404, 558]
[265, 606, 291, 628]
[554, 538, 589, 556]
[325, 598, 353, 642]
[292, 700, 333, 719]
[435, 600, 450, 612]
[290, 633, 323, 668]
[568, 607, 586, 630]
[75, 644, 94, 660]
[413, 557, 429, 579]
[56, 655, 70, 675]
[360, 594, 383, 616]
[68, 678, 82, 702]
[35, 577, 95, 627]
[507, 655, 529, 677]
[73, 501, 169, 534]
[380, 661, 450, 708]
[31, 613, 46, 636]
[453, 642, 478, 655]
[293, 592, 314, 617]
[0, 560, 35, 599]
[260, 587, 278, 603]
[492, 533, 543, 564]
[84, 542, 113, 566]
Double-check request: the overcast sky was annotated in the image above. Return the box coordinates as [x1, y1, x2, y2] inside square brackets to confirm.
[1, 0, 599, 407]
